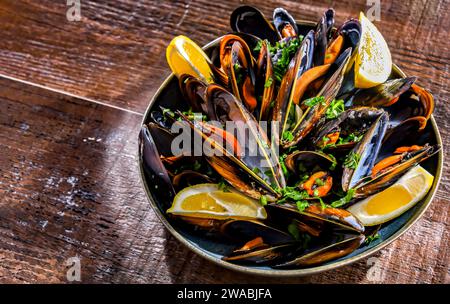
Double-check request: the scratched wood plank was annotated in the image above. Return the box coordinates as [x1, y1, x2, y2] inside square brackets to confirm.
[0, 79, 448, 284]
[0, 0, 448, 113]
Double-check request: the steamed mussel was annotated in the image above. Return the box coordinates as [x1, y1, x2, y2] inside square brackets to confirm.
[140, 5, 441, 270]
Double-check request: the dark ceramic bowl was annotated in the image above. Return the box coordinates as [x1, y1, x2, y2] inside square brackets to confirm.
[138, 21, 443, 276]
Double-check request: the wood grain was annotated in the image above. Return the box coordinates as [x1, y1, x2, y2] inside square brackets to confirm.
[0, 0, 448, 113]
[0, 0, 449, 283]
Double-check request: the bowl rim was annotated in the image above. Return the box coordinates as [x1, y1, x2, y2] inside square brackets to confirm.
[137, 20, 444, 277]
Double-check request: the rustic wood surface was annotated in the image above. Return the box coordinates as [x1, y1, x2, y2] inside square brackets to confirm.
[0, 0, 448, 283]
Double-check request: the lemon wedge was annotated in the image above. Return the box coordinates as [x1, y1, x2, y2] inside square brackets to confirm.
[354, 12, 392, 88]
[347, 165, 434, 226]
[167, 184, 267, 220]
[166, 35, 214, 83]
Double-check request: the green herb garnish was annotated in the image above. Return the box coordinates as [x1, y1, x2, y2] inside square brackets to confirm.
[252, 167, 261, 174]
[233, 63, 244, 85]
[276, 187, 309, 204]
[218, 180, 231, 192]
[325, 99, 345, 119]
[192, 160, 202, 171]
[264, 77, 273, 88]
[296, 200, 310, 212]
[269, 100, 276, 109]
[303, 96, 326, 107]
[260, 195, 268, 206]
[272, 38, 302, 83]
[317, 197, 328, 210]
[337, 133, 363, 145]
[343, 151, 361, 169]
[287, 221, 300, 240]
[365, 233, 381, 244]
[331, 189, 355, 208]
[282, 130, 294, 142]
[279, 155, 290, 178]
[315, 178, 325, 187]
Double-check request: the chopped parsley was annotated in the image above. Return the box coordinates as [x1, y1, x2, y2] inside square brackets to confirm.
[315, 178, 325, 186]
[269, 100, 276, 109]
[264, 77, 273, 88]
[254, 38, 303, 84]
[260, 195, 268, 206]
[343, 151, 361, 169]
[365, 233, 381, 244]
[192, 160, 202, 171]
[325, 99, 345, 119]
[162, 107, 175, 118]
[287, 221, 300, 240]
[296, 200, 310, 212]
[331, 188, 355, 208]
[303, 96, 326, 107]
[252, 167, 261, 174]
[279, 155, 290, 178]
[337, 133, 363, 145]
[317, 197, 328, 210]
[233, 63, 244, 85]
[218, 180, 231, 192]
[282, 130, 294, 142]
[276, 186, 309, 204]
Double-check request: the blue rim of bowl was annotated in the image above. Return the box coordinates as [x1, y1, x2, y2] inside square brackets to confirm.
[137, 21, 444, 277]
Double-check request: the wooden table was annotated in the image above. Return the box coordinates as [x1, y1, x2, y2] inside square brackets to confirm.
[0, 0, 448, 283]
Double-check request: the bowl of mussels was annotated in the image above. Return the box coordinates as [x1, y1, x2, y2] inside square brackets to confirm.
[138, 5, 443, 276]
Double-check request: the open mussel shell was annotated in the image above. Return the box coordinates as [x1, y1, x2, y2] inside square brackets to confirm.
[255, 40, 275, 121]
[314, 8, 335, 66]
[178, 74, 217, 120]
[385, 83, 434, 130]
[206, 84, 286, 189]
[312, 107, 386, 149]
[230, 5, 279, 44]
[223, 243, 296, 265]
[274, 234, 365, 268]
[274, 30, 315, 138]
[345, 77, 416, 108]
[139, 125, 176, 207]
[284, 48, 352, 148]
[172, 170, 214, 191]
[265, 203, 364, 234]
[273, 7, 298, 39]
[207, 155, 276, 200]
[337, 19, 361, 55]
[285, 150, 336, 174]
[380, 117, 434, 159]
[221, 219, 296, 265]
[221, 219, 294, 244]
[150, 110, 174, 130]
[146, 122, 176, 157]
[342, 111, 389, 191]
[354, 144, 441, 198]
[176, 108, 280, 200]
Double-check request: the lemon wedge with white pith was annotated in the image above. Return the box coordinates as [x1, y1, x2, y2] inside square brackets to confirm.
[167, 184, 267, 220]
[354, 12, 392, 88]
[347, 166, 434, 226]
[166, 35, 214, 83]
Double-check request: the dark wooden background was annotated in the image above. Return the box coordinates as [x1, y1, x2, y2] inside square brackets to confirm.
[0, 0, 448, 283]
